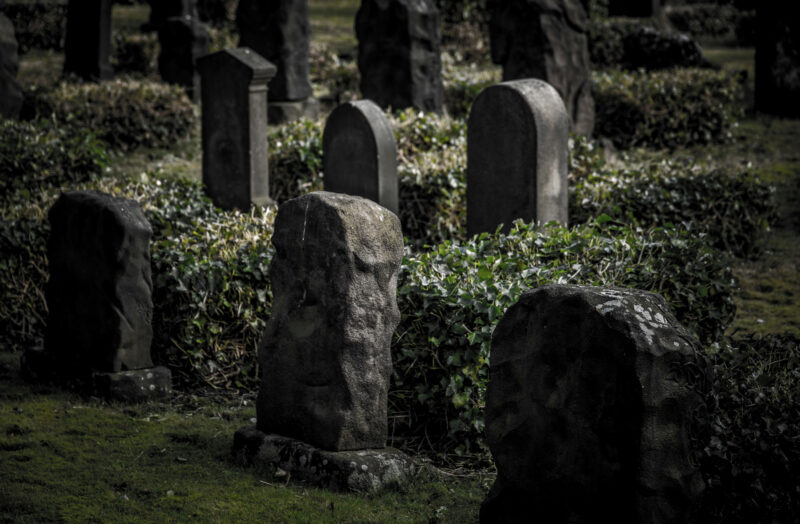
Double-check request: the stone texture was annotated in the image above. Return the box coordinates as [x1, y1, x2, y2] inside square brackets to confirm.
[608, 0, 661, 17]
[356, 0, 443, 114]
[92, 366, 172, 402]
[236, 0, 313, 103]
[198, 47, 276, 210]
[487, 0, 594, 136]
[257, 191, 403, 451]
[63, 0, 112, 81]
[323, 100, 399, 215]
[232, 426, 414, 492]
[467, 79, 569, 236]
[157, 14, 209, 100]
[0, 13, 22, 119]
[755, 5, 800, 117]
[480, 284, 708, 524]
[623, 26, 709, 70]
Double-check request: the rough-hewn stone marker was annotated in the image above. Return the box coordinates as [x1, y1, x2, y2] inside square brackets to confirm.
[322, 100, 398, 215]
[22, 191, 171, 402]
[157, 14, 209, 100]
[487, 0, 593, 136]
[236, 0, 318, 123]
[0, 13, 23, 119]
[198, 48, 276, 210]
[63, 0, 112, 81]
[481, 284, 708, 523]
[755, 5, 800, 118]
[355, 0, 443, 113]
[466, 79, 569, 236]
[608, 0, 661, 17]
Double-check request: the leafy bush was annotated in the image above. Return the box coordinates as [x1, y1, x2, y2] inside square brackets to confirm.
[23, 79, 196, 151]
[441, 56, 498, 118]
[268, 118, 324, 203]
[308, 43, 360, 104]
[592, 68, 744, 149]
[588, 18, 654, 69]
[666, 4, 755, 44]
[112, 32, 158, 76]
[0, 1, 66, 53]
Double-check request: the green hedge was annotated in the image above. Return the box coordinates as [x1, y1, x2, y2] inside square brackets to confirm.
[592, 68, 744, 149]
[666, 4, 755, 44]
[0, 2, 66, 53]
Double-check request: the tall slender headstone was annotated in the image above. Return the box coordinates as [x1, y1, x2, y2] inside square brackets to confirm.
[0, 13, 23, 119]
[322, 100, 398, 215]
[487, 0, 594, 136]
[236, 0, 318, 123]
[355, 0, 443, 114]
[755, 5, 800, 117]
[608, 0, 661, 17]
[198, 48, 276, 210]
[63, 0, 112, 81]
[466, 80, 569, 236]
[481, 284, 708, 523]
[157, 13, 209, 100]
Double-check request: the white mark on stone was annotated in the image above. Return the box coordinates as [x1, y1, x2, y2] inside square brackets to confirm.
[300, 199, 310, 244]
[655, 312, 667, 325]
[149, 384, 155, 391]
[673, 341, 680, 347]
[349, 461, 357, 470]
[147, 372, 153, 379]
[361, 464, 368, 472]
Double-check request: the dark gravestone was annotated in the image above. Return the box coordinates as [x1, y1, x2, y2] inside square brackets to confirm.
[755, 5, 800, 118]
[481, 284, 707, 524]
[608, 0, 661, 17]
[257, 191, 403, 451]
[322, 100, 399, 215]
[63, 0, 112, 81]
[145, 0, 199, 30]
[467, 80, 569, 236]
[487, 0, 594, 136]
[356, 0, 443, 114]
[0, 13, 23, 119]
[157, 14, 209, 100]
[198, 48, 276, 210]
[236, 0, 318, 123]
[22, 191, 171, 401]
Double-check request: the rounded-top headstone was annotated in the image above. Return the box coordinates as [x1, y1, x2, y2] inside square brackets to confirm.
[322, 100, 399, 215]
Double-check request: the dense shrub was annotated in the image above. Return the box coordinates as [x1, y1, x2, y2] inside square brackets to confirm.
[268, 118, 324, 203]
[112, 32, 158, 76]
[308, 43, 360, 104]
[197, 0, 237, 28]
[0, 1, 66, 53]
[592, 68, 744, 149]
[23, 79, 196, 151]
[589, 18, 654, 69]
[666, 4, 755, 45]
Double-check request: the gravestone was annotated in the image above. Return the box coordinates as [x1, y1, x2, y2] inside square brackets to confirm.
[466, 79, 569, 236]
[608, 0, 661, 17]
[198, 48, 276, 210]
[236, 0, 318, 123]
[145, 0, 199, 30]
[157, 14, 209, 100]
[480, 284, 708, 523]
[63, 0, 112, 81]
[355, 0, 443, 114]
[755, 5, 800, 118]
[21, 191, 171, 401]
[322, 100, 399, 215]
[0, 13, 23, 119]
[487, 0, 594, 136]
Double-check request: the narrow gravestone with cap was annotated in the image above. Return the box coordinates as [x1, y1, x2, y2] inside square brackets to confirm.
[157, 12, 209, 101]
[236, 0, 318, 123]
[466, 79, 569, 236]
[63, 0, 112, 81]
[0, 13, 23, 119]
[355, 0, 443, 114]
[481, 284, 708, 523]
[487, 0, 594, 136]
[322, 100, 398, 215]
[198, 48, 276, 210]
[21, 191, 171, 402]
[232, 191, 414, 492]
[755, 5, 800, 118]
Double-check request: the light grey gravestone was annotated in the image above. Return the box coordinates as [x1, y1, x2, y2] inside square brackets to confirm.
[0, 13, 23, 119]
[480, 284, 708, 524]
[198, 48, 277, 210]
[466, 79, 569, 236]
[63, 0, 112, 81]
[157, 13, 210, 101]
[236, 0, 318, 124]
[755, 5, 800, 118]
[487, 0, 594, 136]
[21, 191, 171, 402]
[322, 100, 399, 215]
[355, 0, 443, 114]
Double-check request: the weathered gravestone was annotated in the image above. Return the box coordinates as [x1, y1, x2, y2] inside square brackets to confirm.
[63, 0, 112, 81]
[157, 14, 209, 100]
[608, 0, 661, 17]
[487, 0, 594, 136]
[322, 100, 399, 215]
[233, 191, 414, 492]
[236, 0, 318, 123]
[198, 48, 276, 210]
[481, 284, 708, 524]
[21, 192, 171, 402]
[355, 0, 443, 114]
[0, 13, 23, 119]
[755, 5, 800, 118]
[467, 79, 569, 236]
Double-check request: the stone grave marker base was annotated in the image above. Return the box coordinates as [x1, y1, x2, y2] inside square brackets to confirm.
[232, 426, 415, 493]
[268, 98, 320, 124]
